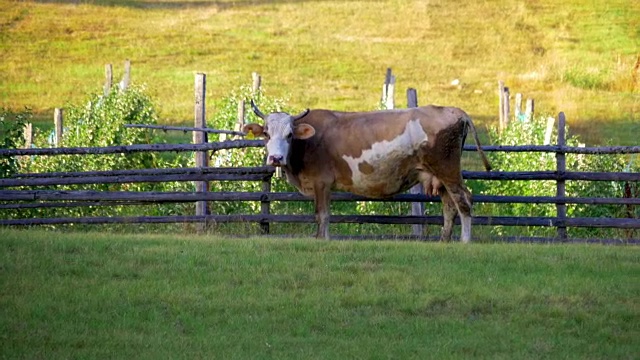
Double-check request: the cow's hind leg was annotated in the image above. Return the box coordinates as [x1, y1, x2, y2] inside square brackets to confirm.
[439, 189, 458, 242]
[421, 173, 455, 241]
[442, 183, 473, 243]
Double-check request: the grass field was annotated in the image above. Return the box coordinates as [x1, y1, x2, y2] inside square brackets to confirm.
[1, 228, 639, 359]
[1, 0, 638, 145]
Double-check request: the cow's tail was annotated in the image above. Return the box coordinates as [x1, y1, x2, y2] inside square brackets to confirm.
[465, 116, 492, 172]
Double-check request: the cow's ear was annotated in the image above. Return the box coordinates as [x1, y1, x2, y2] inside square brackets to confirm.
[293, 124, 315, 139]
[242, 123, 265, 138]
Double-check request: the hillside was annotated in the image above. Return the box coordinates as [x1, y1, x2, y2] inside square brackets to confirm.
[1, 0, 638, 144]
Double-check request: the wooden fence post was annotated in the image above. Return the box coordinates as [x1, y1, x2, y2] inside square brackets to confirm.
[252, 72, 261, 95]
[382, 68, 395, 109]
[235, 100, 245, 135]
[54, 108, 63, 147]
[260, 176, 271, 235]
[502, 86, 510, 127]
[543, 117, 555, 145]
[250, 71, 270, 233]
[407, 88, 425, 237]
[21, 122, 33, 163]
[525, 98, 535, 122]
[23, 123, 33, 149]
[515, 93, 523, 121]
[556, 112, 567, 240]
[120, 59, 131, 91]
[104, 64, 113, 96]
[498, 81, 505, 132]
[194, 73, 209, 232]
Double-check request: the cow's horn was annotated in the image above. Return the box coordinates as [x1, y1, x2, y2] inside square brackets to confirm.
[250, 99, 267, 120]
[292, 109, 310, 121]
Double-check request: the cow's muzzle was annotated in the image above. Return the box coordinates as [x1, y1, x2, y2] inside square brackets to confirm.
[267, 155, 285, 166]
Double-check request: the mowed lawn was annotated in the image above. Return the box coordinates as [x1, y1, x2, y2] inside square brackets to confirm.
[1, 229, 638, 359]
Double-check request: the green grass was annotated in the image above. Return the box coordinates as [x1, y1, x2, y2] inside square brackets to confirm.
[0, 0, 638, 145]
[1, 228, 639, 359]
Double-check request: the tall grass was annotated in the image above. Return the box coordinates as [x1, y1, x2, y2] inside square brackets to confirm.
[1, 229, 639, 359]
[0, 0, 638, 144]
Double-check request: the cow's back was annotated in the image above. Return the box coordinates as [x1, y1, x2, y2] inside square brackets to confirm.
[286, 106, 467, 198]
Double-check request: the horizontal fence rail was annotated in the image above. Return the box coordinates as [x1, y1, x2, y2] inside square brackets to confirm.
[7, 166, 275, 179]
[0, 140, 264, 156]
[2, 142, 640, 157]
[463, 171, 640, 182]
[2, 167, 638, 187]
[0, 167, 273, 187]
[463, 144, 640, 154]
[1, 214, 639, 230]
[124, 124, 246, 136]
[2, 190, 640, 206]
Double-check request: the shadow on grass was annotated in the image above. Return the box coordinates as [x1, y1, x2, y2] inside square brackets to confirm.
[568, 117, 640, 146]
[469, 113, 639, 146]
[31, 0, 377, 10]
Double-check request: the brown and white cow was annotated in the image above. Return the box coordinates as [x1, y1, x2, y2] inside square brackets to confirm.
[243, 101, 491, 242]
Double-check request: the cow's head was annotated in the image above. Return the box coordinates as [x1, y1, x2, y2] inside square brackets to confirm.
[243, 100, 315, 166]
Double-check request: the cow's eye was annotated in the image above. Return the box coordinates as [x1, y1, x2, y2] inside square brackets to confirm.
[264, 132, 270, 139]
[287, 133, 293, 140]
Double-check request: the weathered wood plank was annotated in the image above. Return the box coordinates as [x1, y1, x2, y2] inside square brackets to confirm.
[0, 173, 269, 187]
[194, 73, 209, 225]
[2, 214, 639, 229]
[124, 124, 245, 136]
[0, 140, 264, 156]
[2, 143, 639, 157]
[461, 145, 640, 154]
[10, 166, 274, 179]
[3, 169, 636, 187]
[463, 171, 640, 181]
[2, 190, 639, 206]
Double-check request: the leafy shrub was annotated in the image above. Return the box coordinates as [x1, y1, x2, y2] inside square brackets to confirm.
[482, 115, 638, 239]
[14, 86, 193, 221]
[26, 86, 162, 175]
[566, 151, 638, 239]
[0, 108, 28, 178]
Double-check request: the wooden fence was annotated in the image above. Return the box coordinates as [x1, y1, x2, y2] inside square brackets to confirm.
[2, 70, 639, 242]
[1, 115, 639, 241]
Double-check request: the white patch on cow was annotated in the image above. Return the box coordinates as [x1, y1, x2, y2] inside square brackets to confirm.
[341, 119, 428, 196]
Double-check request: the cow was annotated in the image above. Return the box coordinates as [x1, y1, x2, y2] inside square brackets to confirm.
[243, 101, 491, 243]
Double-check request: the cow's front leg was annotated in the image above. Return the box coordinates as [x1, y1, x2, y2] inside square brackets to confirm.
[313, 183, 331, 239]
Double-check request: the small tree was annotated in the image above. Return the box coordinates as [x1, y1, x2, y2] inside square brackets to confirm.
[16, 86, 193, 221]
[26, 86, 162, 177]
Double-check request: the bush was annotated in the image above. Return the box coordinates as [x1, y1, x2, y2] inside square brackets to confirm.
[26, 86, 163, 175]
[482, 115, 638, 239]
[0, 107, 28, 178]
[14, 86, 193, 221]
